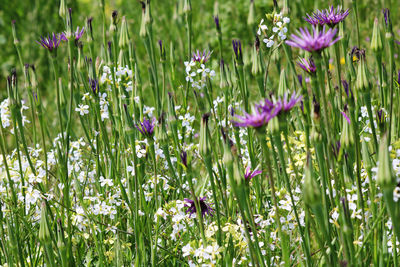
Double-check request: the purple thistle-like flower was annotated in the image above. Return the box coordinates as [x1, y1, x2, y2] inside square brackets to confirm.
[192, 49, 212, 63]
[244, 167, 262, 181]
[184, 197, 214, 218]
[297, 57, 317, 74]
[36, 33, 64, 52]
[74, 26, 85, 41]
[233, 104, 275, 128]
[269, 92, 303, 114]
[135, 118, 156, 137]
[286, 26, 341, 53]
[304, 6, 349, 27]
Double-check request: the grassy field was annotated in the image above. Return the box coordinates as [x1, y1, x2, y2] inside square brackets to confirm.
[1, 0, 400, 266]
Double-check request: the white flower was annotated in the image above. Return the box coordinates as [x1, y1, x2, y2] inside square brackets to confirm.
[263, 38, 275, 48]
[75, 104, 89, 116]
[257, 19, 268, 36]
[99, 176, 113, 187]
[186, 72, 196, 82]
[184, 60, 195, 73]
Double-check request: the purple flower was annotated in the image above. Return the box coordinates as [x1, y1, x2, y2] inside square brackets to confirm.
[244, 167, 262, 181]
[382, 8, 391, 27]
[214, 15, 220, 31]
[262, 92, 302, 115]
[304, 6, 349, 27]
[286, 26, 341, 53]
[135, 118, 156, 137]
[89, 78, 98, 94]
[36, 33, 64, 52]
[297, 57, 317, 74]
[232, 39, 243, 63]
[233, 104, 275, 128]
[192, 50, 212, 63]
[184, 197, 213, 218]
[73, 26, 85, 41]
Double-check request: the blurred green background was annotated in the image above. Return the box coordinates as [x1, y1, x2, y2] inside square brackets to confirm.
[0, 0, 399, 99]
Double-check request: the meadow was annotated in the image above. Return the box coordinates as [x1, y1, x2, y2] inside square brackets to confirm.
[1, 0, 400, 266]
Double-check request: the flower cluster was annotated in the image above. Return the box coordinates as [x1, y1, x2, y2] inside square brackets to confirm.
[257, 12, 290, 48]
[234, 92, 302, 128]
[304, 5, 349, 27]
[185, 50, 216, 90]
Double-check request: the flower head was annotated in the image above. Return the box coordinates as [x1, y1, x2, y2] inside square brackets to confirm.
[297, 57, 317, 74]
[233, 104, 274, 128]
[135, 117, 156, 137]
[192, 50, 212, 64]
[74, 26, 85, 41]
[286, 26, 341, 53]
[304, 6, 349, 27]
[184, 197, 213, 217]
[244, 167, 262, 181]
[36, 33, 65, 52]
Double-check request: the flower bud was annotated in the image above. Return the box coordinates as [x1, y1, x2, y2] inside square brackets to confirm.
[139, 2, 147, 37]
[377, 134, 396, 189]
[340, 109, 354, 148]
[278, 69, 288, 97]
[303, 154, 321, 206]
[183, 0, 192, 14]
[39, 202, 51, 242]
[355, 53, 369, 91]
[199, 113, 211, 155]
[371, 18, 383, 52]
[11, 21, 19, 45]
[59, 0, 66, 18]
[361, 140, 372, 172]
[251, 38, 261, 76]
[247, 0, 255, 26]
[119, 16, 129, 49]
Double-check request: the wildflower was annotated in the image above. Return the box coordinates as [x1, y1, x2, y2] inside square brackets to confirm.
[36, 33, 65, 52]
[297, 57, 317, 74]
[394, 186, 400, 202]
[261, 91, 302, 115]
[192, 50, 212, 64]
[257, 19, 268, 36]
[244, 167, 262, 180]
[73, 26, 85, 41]
[233, 104, 274, 128]
[75, 104, 89, 116]
[184, 197, 214, 218]
[304, 6, 349, 27]
[286, 26, 341, 53]
[135, 118, 156, 137]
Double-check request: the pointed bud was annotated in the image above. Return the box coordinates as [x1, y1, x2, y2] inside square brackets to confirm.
[251, 38, 261, 75]
[356, 52, 369, 91]
[371, 18, 383, 52]
[303, 154, 321, 206]
[59, 0, 66, 18]
[247, 0, 255, 26]
[377, 134, 396, 189]
[38, 202, 51, 242]
[119, 16, 129, 49]
[278, 69, 288, 97]
[199, 113, 211, 155]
